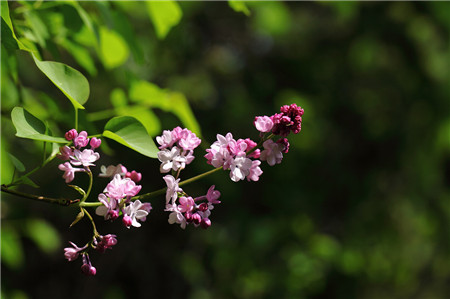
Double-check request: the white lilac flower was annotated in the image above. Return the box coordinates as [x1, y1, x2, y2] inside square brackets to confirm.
[122, 200, 150, 228]
[95, 193, 118, 220]
[229, 153, 253, 182]
[260, 139, 284, 166]
[246, 160, 263, 182]
[158, 147, 187, 173]
[70, 149, 100, 167]
[156, 130, 174, 149]
[163, 175, 182, 205]
[254, 116, 274, 133]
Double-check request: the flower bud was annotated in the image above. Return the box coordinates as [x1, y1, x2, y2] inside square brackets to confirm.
[90, 137, 102, 149]
[200, 218, 211, 229]
[126, 170, 142, 183]
[198, 203, 208, 212]
[122, 215, 133, 228]
[65, 129, 78, 141]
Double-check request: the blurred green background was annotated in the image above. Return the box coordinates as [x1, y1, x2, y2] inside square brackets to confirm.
[1, 1, 449, 298]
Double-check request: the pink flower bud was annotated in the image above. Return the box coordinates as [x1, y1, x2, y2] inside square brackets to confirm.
[90, 137, 102, 149]
[108, 210, 119, 220]
[65, 129, 78, 141]
[126, 170, 142, 183]
[200, 218, 211, 229]
[122, 215, 133, 228]
[198, 203, 208, 212]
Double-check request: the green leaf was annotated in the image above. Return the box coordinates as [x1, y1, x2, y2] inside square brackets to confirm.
[129, 80, 201, 136]
[1, 137, 14, 184]
[146, 1, 182, 39]
[103, 116, 158, 158]
[7, 153, 25, 172]
[0, 226, 24, 270]
[32, 55, 89, 109]
[99, 26, 130, 69]
[229, 0, 251, 16]
[11, 107, 67, 143]
[1, 1, 32, 52]
[24, 219, 60, 254]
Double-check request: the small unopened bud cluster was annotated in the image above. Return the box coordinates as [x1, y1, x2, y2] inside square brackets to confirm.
[63, 233, 118, 276]
[164, 174, 221, 229]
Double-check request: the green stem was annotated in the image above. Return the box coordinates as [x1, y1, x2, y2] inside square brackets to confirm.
[74, 108, 79, 131]
[81, 169, 93, 203]
[83, 208, 99, 237]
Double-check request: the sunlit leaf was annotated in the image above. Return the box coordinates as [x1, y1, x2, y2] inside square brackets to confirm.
[60, 39, 97, 76]
[0, 226, 24, 269]
[7, 153, 25, 172]
[103, 116, 158, 158]
[146, 1, 182, 39]
[129, 80, 201, 136]
[99, 26, 130, 69]
[11, 107, 67, 143]
[116, 106, 161, 137]
[32, 55, 89, 109]
[24, 219, 61, 254]
[229, 0, 251, 16]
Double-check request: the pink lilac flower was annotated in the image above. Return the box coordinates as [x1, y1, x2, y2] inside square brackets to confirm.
[178, 196, 195, 213]
[57, 145, 73, 161]
[122, 200, 150, 228]
[105, 174, 142, 201]
[163, 175, 182, 205]
[89, 137, 102, 149]
[58, 162, 85, 183]
[65, 129, 78, 141]
[178, 129, 201, 151]
[74, 131, 90, 148]
[64, 241, 86, 261]
[247, 160, 263, 182]
[99, 164, 127, 178]
[70, 149, 100, 167]
[254, 116, 274, 133]
[206, 185, 221, 204]
[243, 138, 260, 159]
[229, 153, 253, 182]
[271, 104, 304, 137]
[126, 170, 142, 183]
[260, 139, 284, 166]
[94, 234, 117, 253]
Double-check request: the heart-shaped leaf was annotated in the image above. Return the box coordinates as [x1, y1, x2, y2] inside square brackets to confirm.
[11, 107, 67, 143]
[32, 55, 89, 110]
[103, 116, 158, 158]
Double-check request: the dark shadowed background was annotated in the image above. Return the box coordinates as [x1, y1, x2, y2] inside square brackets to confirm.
[1, 1, 449, 298]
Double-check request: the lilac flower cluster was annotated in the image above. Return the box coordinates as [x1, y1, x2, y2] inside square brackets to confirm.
[95, 164, 150, 229]
[205, 103, 304, 179]
[57, 129, 101, 183]
[156, 127, 201, 173]
[205, 133, 263, 182]
[163, 174, 221, 229]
